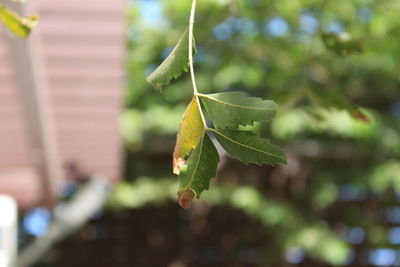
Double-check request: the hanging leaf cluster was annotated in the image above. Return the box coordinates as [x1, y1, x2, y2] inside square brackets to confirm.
[0, 4, 38, 38]
[146, 12, 287, 208]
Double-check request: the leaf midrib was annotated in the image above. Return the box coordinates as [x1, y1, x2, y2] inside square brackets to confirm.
[185, 134, 205, 190]
[198, 93, 276, 111]
[208, 129, 286, 162]
[148, 31, 185, 78]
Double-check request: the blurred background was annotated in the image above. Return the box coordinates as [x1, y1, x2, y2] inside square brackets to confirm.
[1, 0, 400, 266]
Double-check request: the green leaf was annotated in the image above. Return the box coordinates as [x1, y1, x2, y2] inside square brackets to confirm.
[210, 129, 286, 165]
[173, 97, 205, 175]
[178, 133, 219, 208]
[307, 87, 369, 122]
[199, 92, 278, 128]
[146, 27, 195, 91]
[0, 5, 38, 38]
[321, 32, 363, 56]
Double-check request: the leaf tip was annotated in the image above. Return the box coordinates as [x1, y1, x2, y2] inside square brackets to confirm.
[145, 76, 163, 92]
[178, 189, 195, 209]
[352, 109, 370, 123]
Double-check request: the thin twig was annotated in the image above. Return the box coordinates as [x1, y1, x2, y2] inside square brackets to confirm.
[188, 0, 198, 95]
[188, 0, 208, 127]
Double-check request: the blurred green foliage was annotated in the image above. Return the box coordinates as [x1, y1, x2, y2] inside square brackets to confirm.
[118, 0, 400, 265]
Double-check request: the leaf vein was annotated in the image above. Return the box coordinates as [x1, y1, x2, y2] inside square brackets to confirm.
[210, 129, 286, 161]
[198, 94, 275, 111]
[186, 135, 204, 189]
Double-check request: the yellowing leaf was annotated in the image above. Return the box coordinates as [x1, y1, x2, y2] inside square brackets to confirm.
[173, 97, 204, 175]
[0, 5, 39, 38]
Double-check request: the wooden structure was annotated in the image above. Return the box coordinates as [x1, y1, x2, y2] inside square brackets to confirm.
[0, 0, 124, 208]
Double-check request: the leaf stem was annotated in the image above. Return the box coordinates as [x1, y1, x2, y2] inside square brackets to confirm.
[188, 0, 208, 128]
[188, 0, 198, 95]
[196, 95, 208, 128]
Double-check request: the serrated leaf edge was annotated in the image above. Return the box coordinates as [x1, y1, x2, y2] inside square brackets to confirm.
[146, 27, 197, 92]
[208, 128, 287, 164]
[198, 93, 277, 111]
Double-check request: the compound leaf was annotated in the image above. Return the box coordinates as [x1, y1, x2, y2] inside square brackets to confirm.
[173, 97, 205, 175]
[178, 133, 219, 208]
[210, 129, 286, 165]
[0, 5, 38, 38]
[146, 27, 195, 91]
[199, 92, 277, 128]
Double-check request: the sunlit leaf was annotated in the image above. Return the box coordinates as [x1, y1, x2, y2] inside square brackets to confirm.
[199, 92, 277, 128]
[0, 5, 38, 38]
[210, 129, 286, 165]
[178, 133, 219, 208]
[146, 27, 195, 91]
[173, 97, 204, 175]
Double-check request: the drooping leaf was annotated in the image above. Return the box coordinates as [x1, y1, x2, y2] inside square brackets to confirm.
[0, 6, 38, 38]
[199, 92, 278, 128]
[173, 97, 205, 175]
[146, 27, 195, 91]
[307, 87, 369, 122]
[321, 32, 363, 56]
[178, 133, 219, 208]
[210, 129, 286, 165]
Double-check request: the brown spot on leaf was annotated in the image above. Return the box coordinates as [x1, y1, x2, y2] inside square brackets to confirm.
[173, 156, 185, 175]
[172, 142, 186, 175]
[352, 109, 370, 123]
[172, 98, 204, 175]
[178, 189, 195, 209]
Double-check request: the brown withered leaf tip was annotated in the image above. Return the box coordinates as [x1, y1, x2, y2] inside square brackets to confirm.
[353, 110, 370, 123]
[178, 189, 195, 209]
